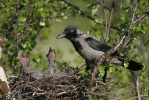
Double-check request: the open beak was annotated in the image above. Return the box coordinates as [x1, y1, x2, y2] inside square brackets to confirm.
[56, 33, 66, 39]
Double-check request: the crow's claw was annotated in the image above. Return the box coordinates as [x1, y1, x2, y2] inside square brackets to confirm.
[95, 58, 100, 66]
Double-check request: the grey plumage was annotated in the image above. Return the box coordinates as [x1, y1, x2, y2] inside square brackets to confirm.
[65, 67, 76, 75]
[17, 53, 43, 80]
[57, 26, 143, 71]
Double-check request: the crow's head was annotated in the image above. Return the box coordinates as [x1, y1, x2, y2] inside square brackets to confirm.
[57, 26, 84, 40]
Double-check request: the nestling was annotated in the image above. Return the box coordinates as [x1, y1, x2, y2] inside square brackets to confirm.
[46, 47, 66, 77]
[17, 53, 43, 80]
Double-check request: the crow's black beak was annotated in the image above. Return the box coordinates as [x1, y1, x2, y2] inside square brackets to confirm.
[56, 33, 66, 39]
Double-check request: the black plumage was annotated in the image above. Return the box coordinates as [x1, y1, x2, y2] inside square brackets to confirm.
[85, 37, 111, 52]
[57, 26, 144, 71]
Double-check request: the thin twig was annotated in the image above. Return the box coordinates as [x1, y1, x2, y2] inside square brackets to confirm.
[84, 92, 118, 99]
[102, 0, 108, 83]
[103, 0, 108, 43]
[130, 70, 141, 100]
[133, 11, 149, 24]
[96, 0, 111, 12]
[102, 1, 115, 83]
[61, 0, 94, 21]
[129, 1, 141, 100]
[126, 95, 148, 100]
[131, 0, 139, 22]
[57, 91, 69, 96]
[104, 1, 115, 43]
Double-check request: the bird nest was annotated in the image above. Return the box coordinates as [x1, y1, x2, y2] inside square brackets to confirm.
[7, 74, 116, 100]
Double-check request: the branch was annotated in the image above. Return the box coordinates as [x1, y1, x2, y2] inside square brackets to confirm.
[104, 1, 115, 43]
[103, 0, 108, 43]
[140, 36, 149, 46]
[61, 0, 94, 21]
[115, 0, 149, 24]
[131, 0, 139, 22]
[96, 0, 111, 12]
[133, 11, 149, 24]
[127, 95, 148, 100]
[61, 0, 122, 32]
[129, 1, 141, 100]
[130, 71, 141, 100]
[5, 2, 24, 38]
[103, 1, 116, 83]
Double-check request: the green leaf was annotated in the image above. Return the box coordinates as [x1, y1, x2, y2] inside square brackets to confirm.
[56, 18, 61, 22]
[33, 58, 41, 64]
[21, 0, 29, 6]
[98, 66, 105, 76]
[41, 12, 47, 17]
[40, 21, 45, 26]
[19, 16, 26, 22]
[109, 67, 114, 73]
[134, 55, 141, 61]
[95, 19, 103, 24]
[37, 8, 43, 12]
[86, 31, 90, 34]
[21, 42, 27, 48]
[70, 9, 76, 17]
[45, 21, 50, 28]
[124, 62, 129, 68]
[81, 71, 87, 76]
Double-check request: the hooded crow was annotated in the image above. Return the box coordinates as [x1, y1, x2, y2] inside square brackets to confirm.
[57, 26, 143, 71]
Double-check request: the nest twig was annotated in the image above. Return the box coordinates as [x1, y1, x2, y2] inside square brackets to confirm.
[6, 74, 117, 100]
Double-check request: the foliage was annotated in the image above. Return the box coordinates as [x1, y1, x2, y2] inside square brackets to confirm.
[0, 0, 149, 99]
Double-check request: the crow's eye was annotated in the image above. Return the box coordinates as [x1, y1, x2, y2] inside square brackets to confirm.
[70, 29, 75, 33]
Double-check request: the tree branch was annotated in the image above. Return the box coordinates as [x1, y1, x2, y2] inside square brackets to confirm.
[61, 0, 122, 32]
[96, 0, 111, 12]
[104, 1, 115, 43]
[5, 2, 24, 38]
[103, 0, 116, 83]
[61, 0, 95, 21]
[131, 0, 139, 22]
[130, 70, 141, 100]
[133, 11, 149, 24]
[129, 1, 141, 100]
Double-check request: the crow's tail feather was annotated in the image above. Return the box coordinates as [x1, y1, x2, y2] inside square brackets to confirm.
[125, 60, 144, 71]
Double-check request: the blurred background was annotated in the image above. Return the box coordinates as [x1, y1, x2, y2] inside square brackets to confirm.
[0, 0, 149, 99]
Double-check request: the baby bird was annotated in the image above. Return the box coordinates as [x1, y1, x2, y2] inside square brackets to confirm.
[17, 53, 43, 80]
[46, 47, 66, 77]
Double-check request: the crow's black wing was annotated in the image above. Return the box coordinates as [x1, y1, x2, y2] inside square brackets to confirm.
[85, 37, 111, 52]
